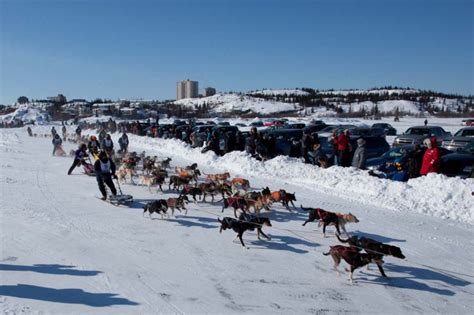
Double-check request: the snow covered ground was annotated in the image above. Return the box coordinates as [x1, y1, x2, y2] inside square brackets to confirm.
[1, 125, 473, 314]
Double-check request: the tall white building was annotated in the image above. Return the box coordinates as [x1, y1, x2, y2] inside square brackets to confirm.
[176, 80, 199, 100]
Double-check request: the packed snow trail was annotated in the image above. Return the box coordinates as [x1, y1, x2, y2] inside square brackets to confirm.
[0, 128, 473, 314]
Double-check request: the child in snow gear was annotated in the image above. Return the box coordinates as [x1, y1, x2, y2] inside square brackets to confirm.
[27, 126, 32, 136]
[62, 125, 67, 140]
[68, 144, 88, 175]
[52, 134, 63, 156]
[420, 137, 440, 175]
[94, 151, 117, 200]
[118, 133, 129, 153]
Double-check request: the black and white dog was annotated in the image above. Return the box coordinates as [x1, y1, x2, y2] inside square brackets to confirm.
[143, 200, 168, 219]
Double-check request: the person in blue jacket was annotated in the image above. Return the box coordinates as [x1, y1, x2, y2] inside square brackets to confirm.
[67, 144, 88, 175]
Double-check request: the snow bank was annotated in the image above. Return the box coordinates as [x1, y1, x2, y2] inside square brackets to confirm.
[174, 93, 298, 114]
[129, 135, 474, 224]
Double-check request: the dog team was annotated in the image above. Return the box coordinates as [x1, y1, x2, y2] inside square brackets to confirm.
[41, 128, 406, 284]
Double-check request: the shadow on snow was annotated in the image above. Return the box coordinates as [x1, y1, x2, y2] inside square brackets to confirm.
[356, 262, 471, 296]
[0, 264, 101, 276]
[0, 284, 138, 307]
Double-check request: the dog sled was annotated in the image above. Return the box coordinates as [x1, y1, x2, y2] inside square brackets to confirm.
[105, 179, 133, 206]
[107, 194, 133, 206]
[82, 160, 95, 176]
[53, 146, 66, 157]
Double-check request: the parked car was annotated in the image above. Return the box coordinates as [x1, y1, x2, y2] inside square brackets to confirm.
[282, 122, 306, 129]
[393, 126, 451, 147]
[317, 125, 358, 138]
[441, 142, 474, 178]
[309, 120, 326, 125]
[212, 125, 239, 135]
[372, 123, 397, 135]
[350, 127, 385, 138]
[441, 127, 474, 151]
[318, 136, 390, 164]
[263, 119, 286, 127]
[303, 123, 328, 135]
[249, 121, 264, 127]
[263, 128, 304, 156]
[366, 145, 452, 171]
[461, 119, 474, 126]
[172, 119, 187, 127]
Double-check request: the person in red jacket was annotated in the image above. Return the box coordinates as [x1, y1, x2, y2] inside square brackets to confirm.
[337, 129, 352, 167]
[420, 137, 440, 175]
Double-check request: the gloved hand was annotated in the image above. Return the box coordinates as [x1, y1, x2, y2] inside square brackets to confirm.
[112, 174, 118, 179]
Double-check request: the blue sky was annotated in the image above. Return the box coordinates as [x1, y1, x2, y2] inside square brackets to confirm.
[1, 0, 472, 104]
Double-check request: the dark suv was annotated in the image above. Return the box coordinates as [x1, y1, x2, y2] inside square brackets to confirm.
[372, 123, 397, 135]
[262, 128, 304, 156]
[393, 126, 451, 147]
[318, 136, 390, 164]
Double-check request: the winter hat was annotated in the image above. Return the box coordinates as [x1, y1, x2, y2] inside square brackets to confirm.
[357, 138, 366, 146]
[99, 151, 108, 161]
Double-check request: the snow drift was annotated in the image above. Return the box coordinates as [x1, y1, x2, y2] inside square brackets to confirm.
[128, 135, 474, 224]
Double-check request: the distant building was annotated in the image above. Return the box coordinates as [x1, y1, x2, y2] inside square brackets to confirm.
[176, 80, 198, 100]
[47, 94, 67, 104]
[203, 87, 216, 97]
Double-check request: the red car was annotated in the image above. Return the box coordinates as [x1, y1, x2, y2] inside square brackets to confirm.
[462, 119, 474, 126]
[263, 119, 285, 127]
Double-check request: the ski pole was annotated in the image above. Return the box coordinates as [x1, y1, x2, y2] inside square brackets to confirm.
[115, 177, 123, 195]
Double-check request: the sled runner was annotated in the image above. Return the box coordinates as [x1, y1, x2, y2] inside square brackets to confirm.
[100, 179, 133, 206]
[108, 194, 133, 205]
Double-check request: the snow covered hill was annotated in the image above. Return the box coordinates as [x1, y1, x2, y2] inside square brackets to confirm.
[339, 100, 421, 114]
[1, 126, 473, 314]
[0, 103, 51, 125]
[174, 93, 299, 114]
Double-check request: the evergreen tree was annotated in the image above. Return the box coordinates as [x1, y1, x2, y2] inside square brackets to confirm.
[17, 96, 29, 104]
